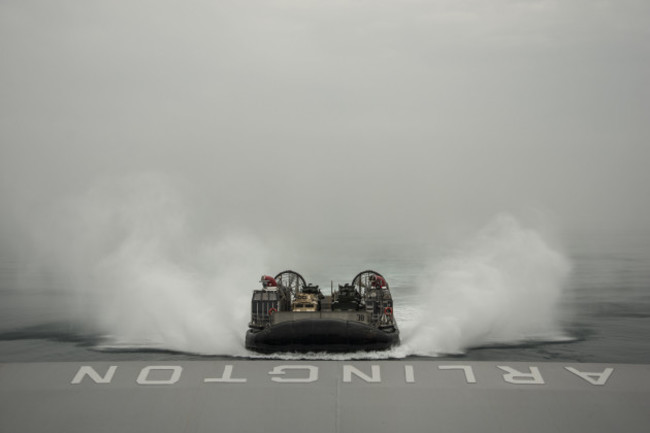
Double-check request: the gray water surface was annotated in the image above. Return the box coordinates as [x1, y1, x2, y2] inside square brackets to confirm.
[1, 228, 649, 363]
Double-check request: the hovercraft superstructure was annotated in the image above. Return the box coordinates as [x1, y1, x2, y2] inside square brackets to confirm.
[246, 270, 399, 353]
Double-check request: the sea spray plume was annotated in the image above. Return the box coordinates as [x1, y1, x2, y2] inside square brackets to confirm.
[93, 233, 265, 355]
[25, 174, 268, 355]
[401, 214, 571, 356]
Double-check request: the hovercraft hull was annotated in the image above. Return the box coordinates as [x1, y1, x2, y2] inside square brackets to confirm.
[246, 318, 399, 353]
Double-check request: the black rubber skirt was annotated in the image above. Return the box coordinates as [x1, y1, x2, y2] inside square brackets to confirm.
[245, 319, 399, 353]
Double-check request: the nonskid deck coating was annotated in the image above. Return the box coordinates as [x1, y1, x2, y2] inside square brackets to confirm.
[1, 360, 649, 433]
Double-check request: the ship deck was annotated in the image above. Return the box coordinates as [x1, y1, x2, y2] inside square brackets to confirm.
[1, 361, 648, 433]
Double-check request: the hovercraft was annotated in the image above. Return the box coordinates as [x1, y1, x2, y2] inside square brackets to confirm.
[245, 270, 399, 353]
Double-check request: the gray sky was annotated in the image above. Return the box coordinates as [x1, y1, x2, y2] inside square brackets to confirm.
[1, 0, 649, 239]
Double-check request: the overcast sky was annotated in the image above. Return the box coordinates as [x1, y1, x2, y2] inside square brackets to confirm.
[1, 0, 649, 240]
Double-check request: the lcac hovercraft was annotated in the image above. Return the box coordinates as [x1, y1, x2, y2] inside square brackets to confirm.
[245, 270, 399, 353]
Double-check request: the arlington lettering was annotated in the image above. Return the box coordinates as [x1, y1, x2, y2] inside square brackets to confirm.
[70, 364, 614, 387]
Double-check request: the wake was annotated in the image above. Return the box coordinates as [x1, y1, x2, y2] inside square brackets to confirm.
[19, 175, 571, 359]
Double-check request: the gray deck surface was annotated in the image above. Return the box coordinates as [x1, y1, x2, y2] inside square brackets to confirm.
[1, 361, 649, 433]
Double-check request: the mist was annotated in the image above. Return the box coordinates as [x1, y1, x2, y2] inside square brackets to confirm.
[2, 0, 650, 242]
[0, 1, 648, 357]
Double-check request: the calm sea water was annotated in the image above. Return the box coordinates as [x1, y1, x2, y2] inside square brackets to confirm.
[1, 227, 649, 364]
